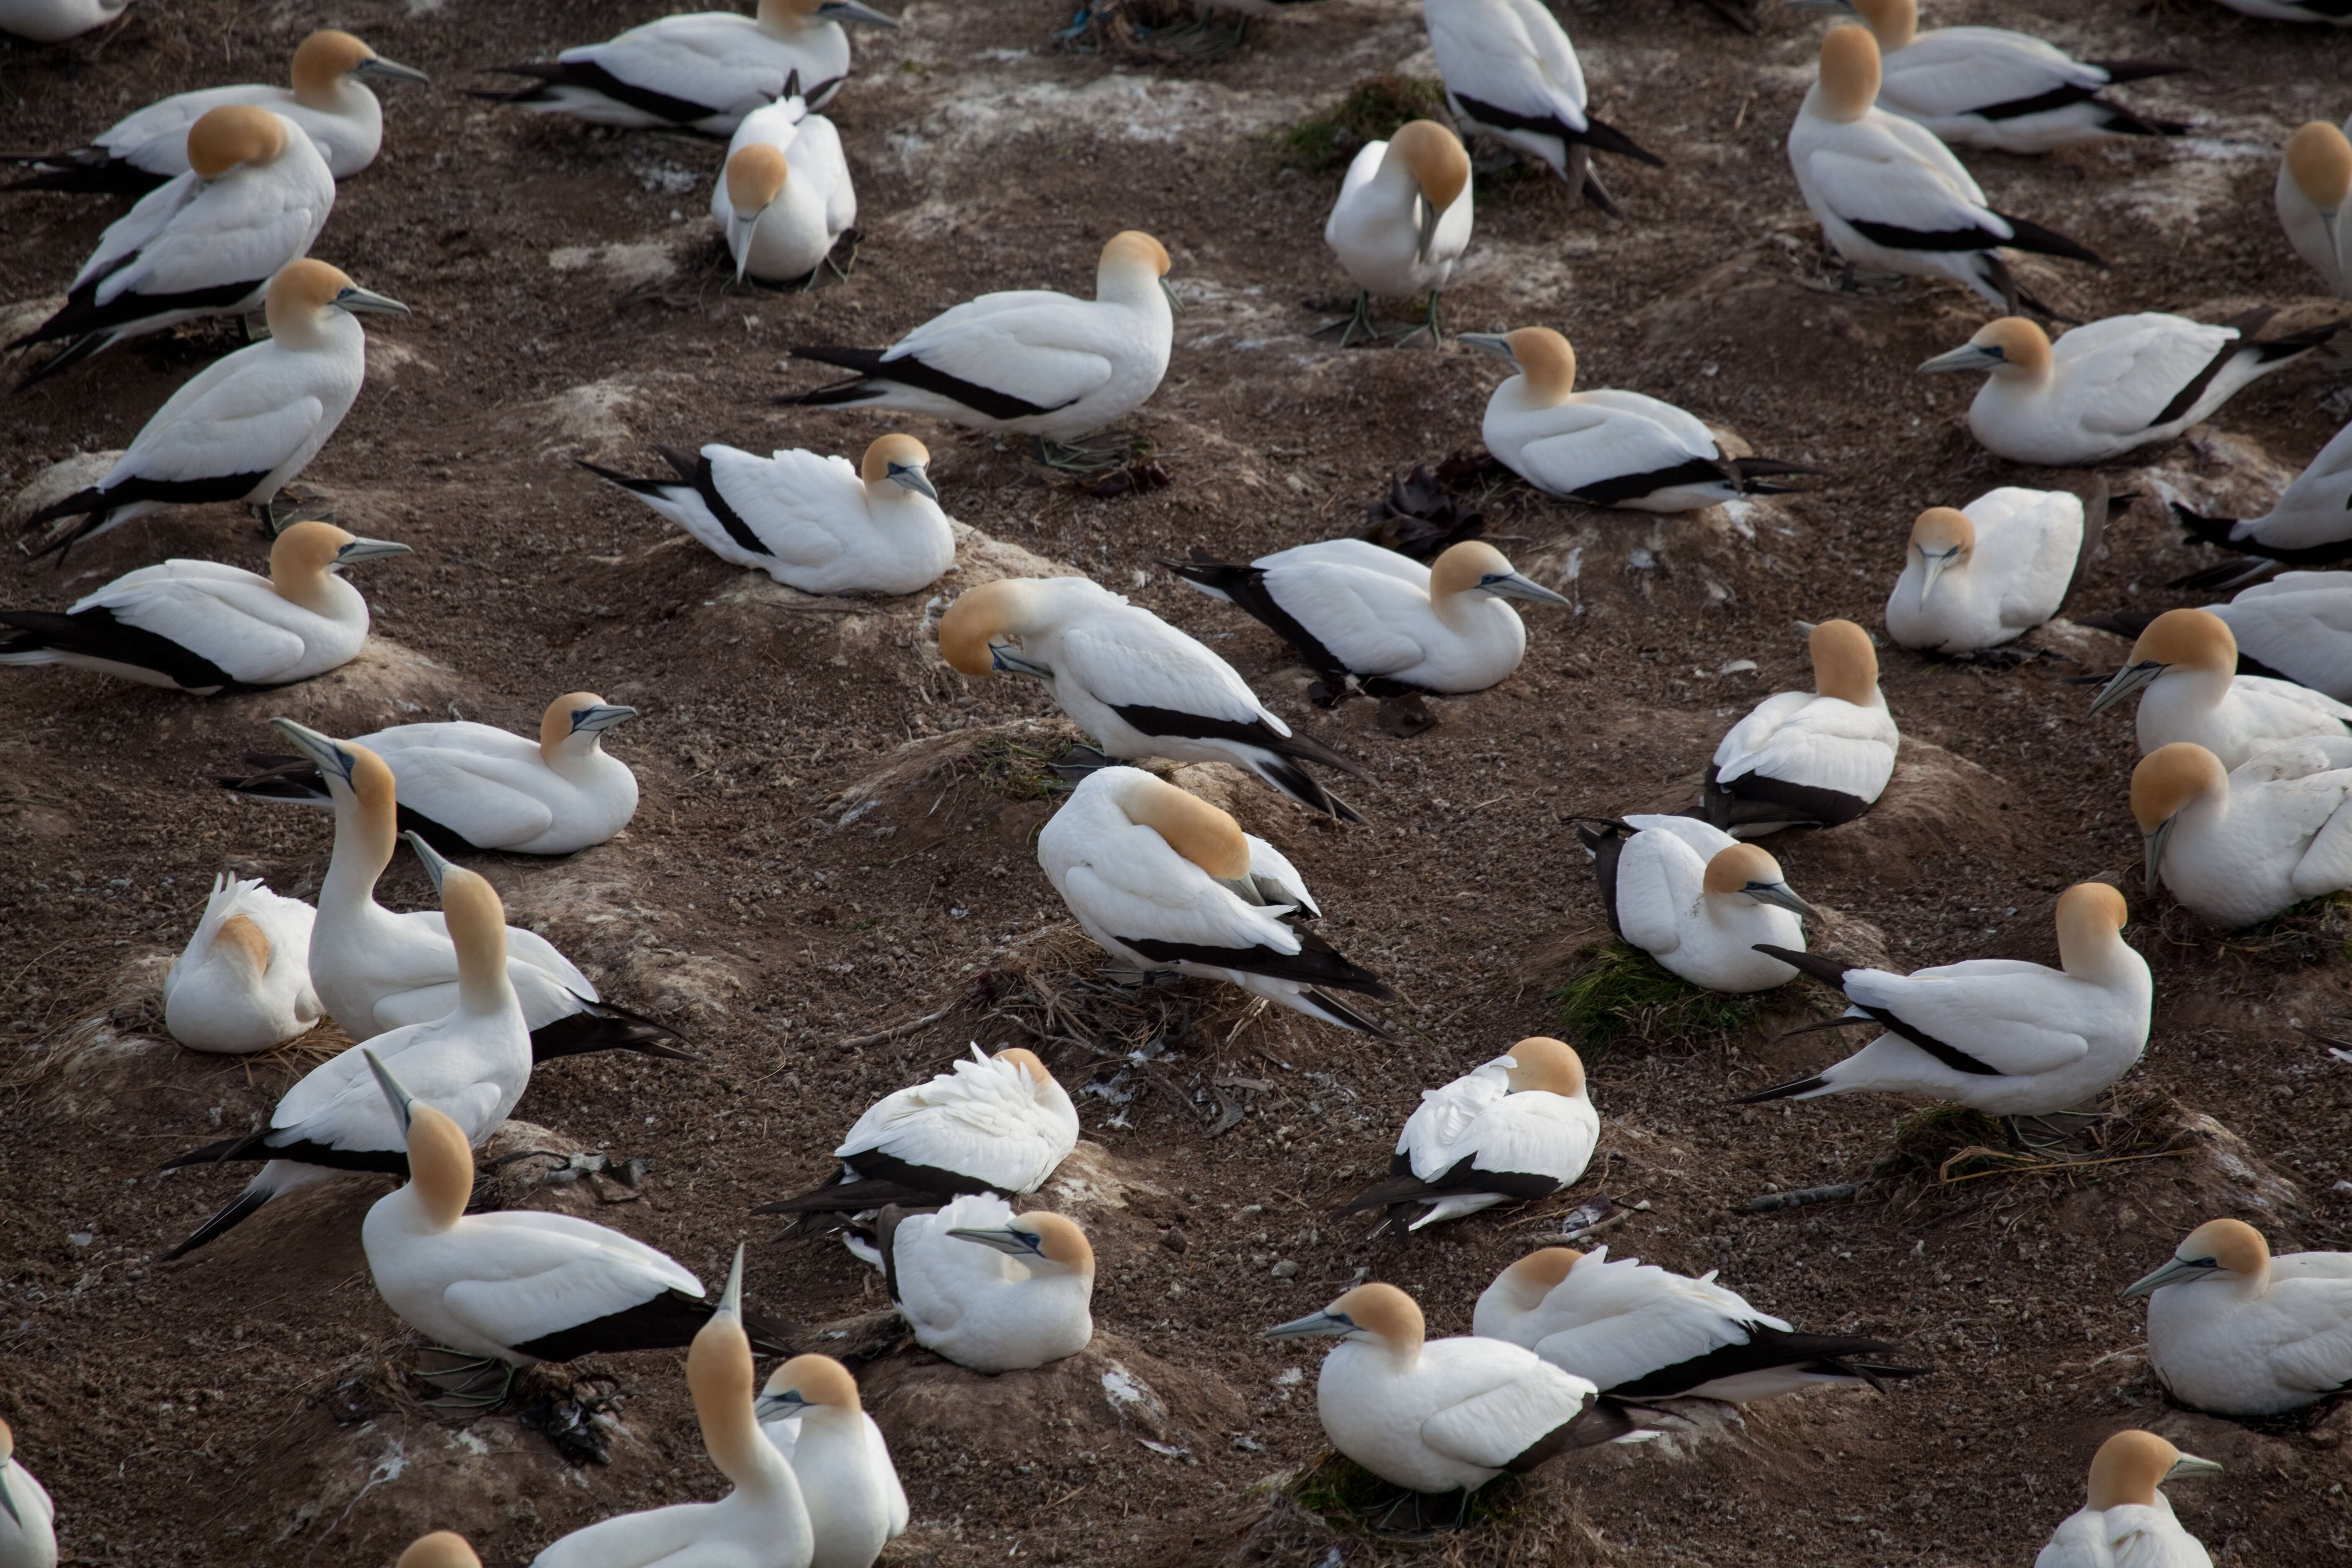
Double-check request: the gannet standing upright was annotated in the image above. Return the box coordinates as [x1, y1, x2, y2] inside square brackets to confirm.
[1320, 119, 1473, 346]
[2130, 740, 2352, 929]
[1702, 619, 1899, 836]
[756, 1355, 908, 1568]
[0, 0, 128, 42]
[0, 1418, 56, 1568]
[1578, 816, 1815, 992]
[2124, 1219, 2352, 1416]
[2279, 120, 2352, 299]
[2089, 608, 2352, 766]
[712, 93, 856, 286]
[1884, 490, 2097, 655]
[868, 1195, 1096, 1372]
[2035, 1430, 2220, 1568]
[163, 874, 321, 1054]
[2174, 420, 2352, 581]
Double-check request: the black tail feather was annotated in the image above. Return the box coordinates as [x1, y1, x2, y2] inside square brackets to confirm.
[1751, 944, 1857, 991]
[161, 1186, 272, 1261]
[1993, 212, 2107, 268]
[531, 1001, 696, 1063]
[1732, 1074, 1829, 1105]
[2089, 60, 2192, 85]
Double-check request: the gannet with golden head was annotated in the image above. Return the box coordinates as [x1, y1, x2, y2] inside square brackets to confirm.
[163, 873, 321, 1054]
[1320, 119, 1473, 346]
[0, 0, 129, 44]
[2279, 121, 2352, 297]
[2130, 738, 2352, 928]
[2124, 1218, 2352, 1417]
[2089, 607, 2352, 767]
[0, 1416, 56, 1568]
[756, 1355, 908, 1568]
[2161, 572, 2352, 701]
[867, 1195, 1095, 1372]
[2174, 421, 2352, 584]
[398, 1534, 481, 1568]
[712, 91, 855, 286]
[2035, 1430, 2221, 1568]
[1577, 817, 1816, 992]
[1885, 489, 2098, 654]
[1702, 620, 1898, 836]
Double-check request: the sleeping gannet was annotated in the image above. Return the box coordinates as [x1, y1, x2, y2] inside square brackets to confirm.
[1577, 817, 1814, 992]
[1701, 619, 1899, 836]
[400, 1535, 480, 1568]
[2278, 121, 2351, 297]
[1788, 28, 2103, 315]
[1333, 1038, 1597, 1234]
[0, 0, 127, 42]
[1037, 766, 1395, 1033]
[2037, 1431, 2219, 1568]
[1474, 1246, 1925, 1401]
[2175, 420, 2352, 581]
[2125, 1219, 2352, 1416]
[586, 433, 951, 596]
[15, 259, 409, 562]
[2089, 608, 2352, 767]
[1740, 882, 2153, 1118]
[163, 873, 321, 1054]
[712, 93, 855, 286]
[0, 521, 407, 694]
[1321, 119, 1473, 347]
[756, 1356, 908, 1568]
[1885, 489, 2098, 654]
[939, 576, 1368, 820]
[7, 30, 426, 193]
[531, 1249, 815, 1568]
[11, 106, 333, 384]
[2131, 740, 2352, 928]
[867, 1195, 1095, 1372]
[0, 1418, 56, 1568]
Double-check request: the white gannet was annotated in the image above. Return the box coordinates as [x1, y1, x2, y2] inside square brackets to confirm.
[1037, 766, 1395, 1033]
[0, 520, 407, 693]
[1473, 1246, 1925, 1401]
[712, 94, 855, 286]
[1739, 882, 2153, 1118]
[531, 1249, 815, 1568]
[220, 691, 641, 855]
[2174, 420, 2352, 582]
[1920, 312, 2339, 468]
[1165, 538, 1569, 700]
[869, 1194, 1094, 1372]
[1885, 489, 2097, 655]
[2089, 607, 2352, 767]
[399, 1534, 481, 1568]
[15, 259, 410, 562]
[10, 106, 334, 384]
[0, 0, 129, 43]
[1320, 119, 1473, 347]
[1787, 27, 2103, 315]
[756, 1355, 908, 1568]
[1463, 328, 1818, 512]
[1333, 1038, 1599, 1234]
[0, 1418, 56, 1568]
[487, 0, 896, 128]
[163, 873, 322, 1054]
[2036, 1430, 2221, 1568]
[585, 433, 951, 597]
[2123, 1218, 2352, 1416]
[783, 232, 1176, 453]
[159, 836, 532, 1258]
[2278, 120, 2351, 297]
[2130, 739, 2352, 928]
[2212, 0, 2352, 23]
[1576, 817, 1815, 992]
[939, 576, 1368, 820]
[1701, 619, 1899, 836]
[755, 1045, 1079, 1220]
[2189, 574, 2352, 699]
[6, 30, 427, 192]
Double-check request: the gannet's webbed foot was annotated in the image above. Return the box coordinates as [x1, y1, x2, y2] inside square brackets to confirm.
[414, 1348, 517, 1411]
[1312, 290, 1380, 349]
[824, 228, 861, 282]
[1385, 292, 1443, 349]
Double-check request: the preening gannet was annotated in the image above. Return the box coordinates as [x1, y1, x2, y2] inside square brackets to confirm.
[1473, 1246, 1925, 1401]
[712, 94, 855, 286]
[2125, 1218, 2352, 1416]
[586, 433, 951, 596]
[1037, 766, 1395, 1033]
[2089, 608, 2352, 767]
[939, 576, 1368, 820]
[2174, 419, 2352, 580]
[399, 1534, 481, 1568]
[0, 1418, 56, 1568]
[1702, 619, 1899, 836]
[1788, 28, 2103, 315]
[1321, 119, 1472, 346]
[1885, 488, 2099, 654]
[163, 873, 321, 1054]
[1578, 817, 1814, 993]
[221, 691, 640, 856]
[2279, 121, 2351, 298]
[10, 106, 333, 384]
[2131, 739, 2352, 928]
[530, 1249, 816, 1568]
[1333, 1038, 1597, 1233]
[0, 0, 128, 43]
[1166, 538, 1569, 700]
[16, 259, 410, 562]
[7, 30, 427, 192]
[756, 1356, 908, 1568]
[868, 1194, 1095, 1372]
[1740, 882, 2152, 1118]
[0, 521, 407, 693]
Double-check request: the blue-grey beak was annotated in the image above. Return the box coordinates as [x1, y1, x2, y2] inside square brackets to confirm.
[754, 1390, 810, 1424]
[355, 55, 431, 86]
[333, 284, 411, 318]
[2089, 660, 2167, 717]
[2143, 815, 2177, 890]
[572, 702, 638, 735]
[946, 1225, 1047, 1257]
[817, 0, 899, 26]
[732, 211, 764, 285]
[1415, 197, 1443, 264]
[1744, 880, 1819, 920]
[334, 536, 412, 567]
[404, 830, 452, 893]
[1458, 332, 1517, 365]
[885, 460, 939, 501]
[1918, 342, 2005, 375]
[990, 642, 1055, 681]
[1264, 1309, 1356, 1340]
[1477, 570, 1572, 609]
[1917, 546, 1962, 602]
[717, 1243, 745, 1320]
[2120, 1253, 2218, 1299]
[271, 717, 358, 784]
[363, 1047, 414, 1132]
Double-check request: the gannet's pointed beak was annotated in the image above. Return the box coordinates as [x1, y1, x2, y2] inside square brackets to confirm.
[333, 284, 411, 318]
[1919, 548, 1957, 602]
[363, 1047, 415, 1133]
[2143, 816, 2177, 889]
[1478, 570, 1572, 609]
[2089, 660, 2167, 717]
[1264, 1308, 1357, 1339]
[885, 460, 939, 501]
[1159, 276, 1183, 314]
[754, 1389, 809, 1423]
[2120, 1254, 2217, 1299]
[334, 536, 412, 567]
[1459, 332, 1516, 364]
[1918, 342, 2004, 374]
[1744, 880, 1820, 920]
[719, 1243, 746, 1319]
[404, 830, 453, 893]
[355, 56, 431, 85]
[271, 717, 358, 783]
[572, 703, 638, 735]
[1415, 197, 1443, 264]
[732, 214, 763, 285]
[990, 642, 1055, 681]
[818, 0, 900, 25]
[946, 1225, 1048, 1257]
[2168, 1453, 2225, 1480]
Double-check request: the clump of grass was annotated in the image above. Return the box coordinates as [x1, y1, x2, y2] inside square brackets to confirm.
[1291, 1453, 1529, 1536]
[1279, 76, 1446, 171]
[1553, 944, 1757, 1057]
[972, 736, 1071, 802]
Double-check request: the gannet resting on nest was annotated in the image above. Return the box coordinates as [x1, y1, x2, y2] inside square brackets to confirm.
[753, 1046, 1078, 1219]
[1464, 327, 1818, 511]
[1577, 817, 1815, 992]
[1788, 27, 2104, 315]
[1474, 1247, 1927, 1401]
[2130, 739, 2352, 928]
[1738, 882, 2152, 1119]
[1037, 766, 1395, 1034]
[0, 521, 407, 693]
[0, 0, 128, 42]
[163, 874, 321, 1054]
[220, 691, 640, 855]
[6, 31, 427, 192]
[1701, 620, 1898, 837]
[712, 91, 855, 286]
[10, 106, 333, 384]
[2280, 121, 2352, 298]
[1332, 1038, 1597, 1235]
[2089, 608, 2352, 767]
[530, 1249, 815, 1568]
[2035, 1430, 2221, 1568]
[756, 1356, 908, 1568]
[2174, 420, 2352, 587]
[399, 1535, 480, 1568]
[0, 1417, 56, 1568]
[939, 576, 1369, 820]
[2089, 574, 2352, 700]
[860, 1195, 1095, 1372]
[1320, 119, 1473, 347]
[2124, 1218, 2352, 1416]
[585, 433, 951, 596]
[15, 260, 410, 563]
[1884, 488, 2102, 655]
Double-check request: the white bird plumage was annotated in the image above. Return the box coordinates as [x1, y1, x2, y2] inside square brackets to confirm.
[873, 1194, 1095, 1372]
[1702, 620, 1899, 835]
[712, 94, 856, 285]
[2174, 419, 2352, 583]
[2089, 607, 2352, 768]
[2179, 573, 2352, 701]
[2130, 739, 2352, 928]
[2124, 1218, 2352, 1417]
[1420, 0, 1661, 211]
[0, 1417, 57, 1568]
[1582, 816, 1814, 993]
[0, 0, 128, 42]
[2279, 119, 2352, 297]
[1322, 119, 1473, 346]
[164, 873, 321, 1054]
[756, 1356, 907, 1568]
[1885, 490, 2091, 654]
[2034, 1430, 2220, 1568]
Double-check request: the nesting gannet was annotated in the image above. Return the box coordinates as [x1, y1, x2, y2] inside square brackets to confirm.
[221, 692, 640, 855]
[2124, 1219, 2352, 1416]
[16, 260, 409, 562]
[783, 232, 1176, 452]
[1473, 1247, 1925, 1401]
[712, 94, 855, 286]
[867, 1194, 1095, 1372]
[756, 1356, 908, 1568]
[2278, 121, 2351, 297]
[0, 521, 407, 693]
[10, 106, 333, 384]
[1577, 817, 1814, 993]
[939, 576, 1367, 820]
[531, 1249, 815, 1568]
[2175, 420, 2352, 580]
[399, 1534, 481, 1568]
[2089, 608, 2352, 768]
[163, 873, 321, 1054]
[1166, 538, 1568, 700]
[1739, 882, 2152, 1118]
[1701, 619, 1898, 836]
[1464, 328, 1816, 511]
[1885, 489, 2097, 655]
[1321, 119, 1473, 346]
[0, 0, 128, 43]
[585, 434, 951, 596]
[6, 31, 427, 192]
[1333, 1038, 1597, 1234]
[1788, 28, 2103, 315]
[1037, 766, 1395, 1033]
[755, 1046, 1079, 1219]
[2036, 1430, 2220, 1568]
[2130, 739, 2352, 928]
[0, 1418, 56, 1568]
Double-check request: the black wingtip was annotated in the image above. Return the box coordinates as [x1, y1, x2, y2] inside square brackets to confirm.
[1577, 111, 1664, 170]
[161, 1186, 272, 1260]
[529, 1003, 695, 1064]
[1301, 986, 1395, 1038]
[1730, 1074, 1828, 1106]
[1994, 212, 2107, 269]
